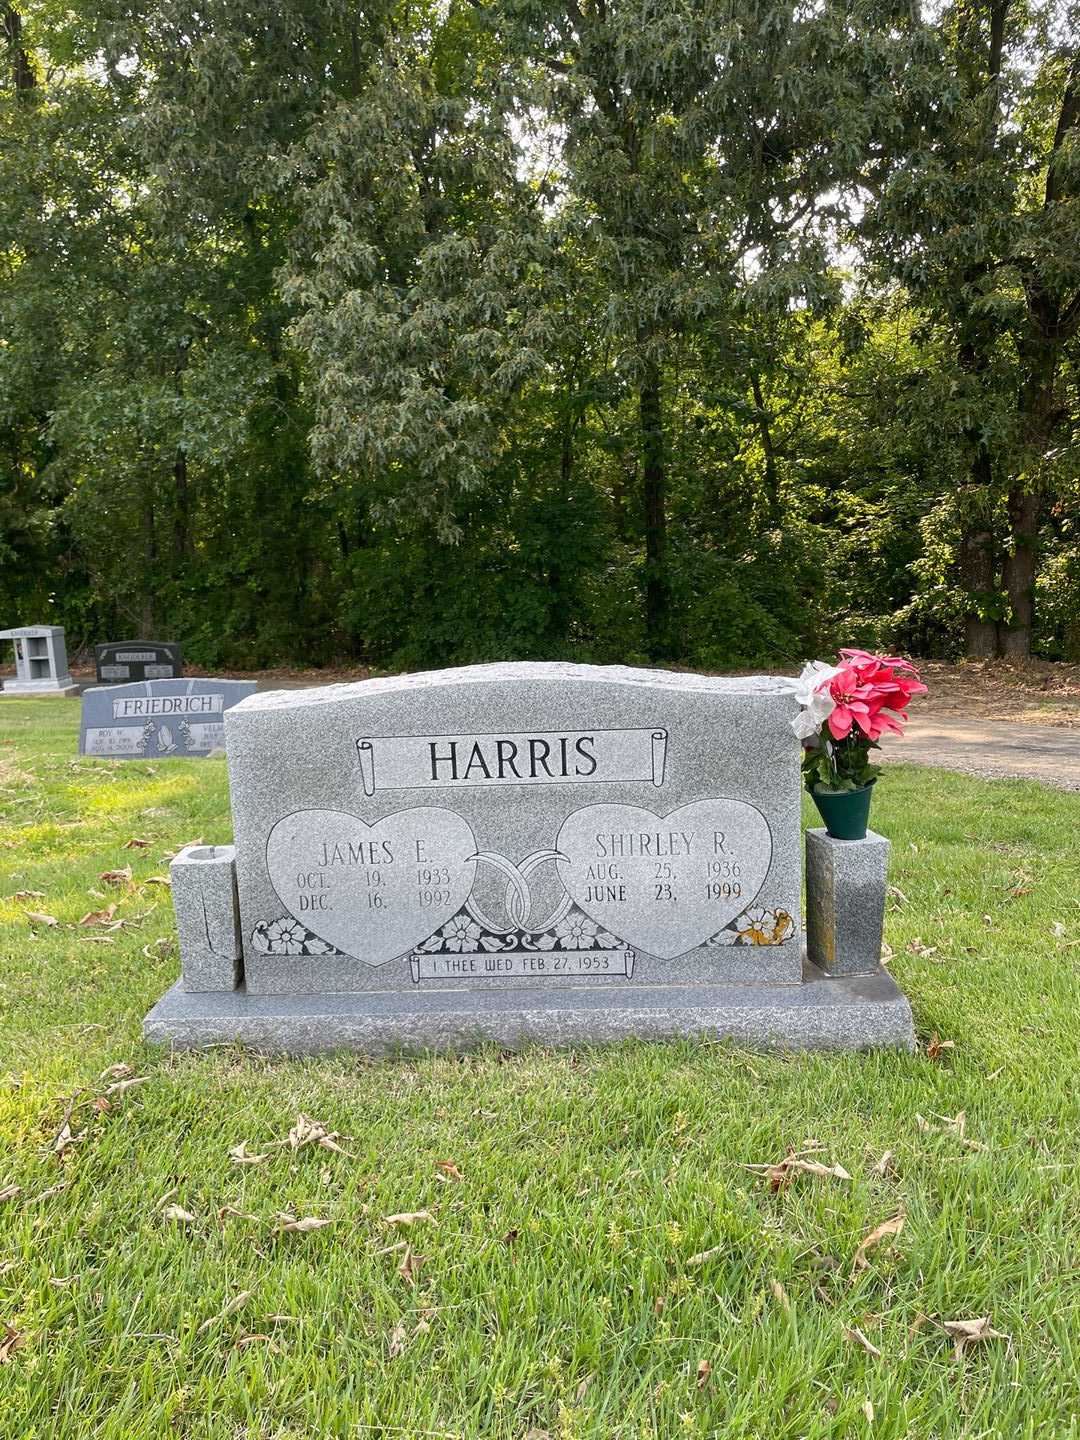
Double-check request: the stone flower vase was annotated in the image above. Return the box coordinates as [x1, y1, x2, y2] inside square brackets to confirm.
[811, 782, 875, 841]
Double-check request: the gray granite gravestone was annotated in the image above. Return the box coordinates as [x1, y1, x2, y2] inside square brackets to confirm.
[79, 677, 257, 758]
[144, 663, 914, 1054]
[0, 625, 78, 696]
[95, 640, 183, 684]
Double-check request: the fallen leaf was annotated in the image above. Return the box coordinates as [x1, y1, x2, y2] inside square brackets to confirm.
[862, 1398, 874, 1423]
[12, 889, 45, 901]
[653, 1295, 666, 1315]
[144, 875, 171, 887]
[99, 1062, 134, 1082]
[871, 1151, 895, 1178]
[284, 1114, 353, 1156]
[105, 1076, 150, 1097]
[696, 1359, 712, 1390]
[375, 1240, 409, 1256]
[686, 1245, 723, 1267]
[218, 1205, 259, 1222]
[388, 1319, 409, 1358]
[435, 1159, 464, 1182]
[197, 1289, 254, 1333]
[748, 1153, 851, 1189]
[276, 1213, 332, 1233]
[925, 1034, 955, 1062]
[123, 838, 153, 849]
[383, 1210, 435, 1228]
[52, 1097, 84, 1160]
[942, 1315, 1007, 1361]
[232, 1333, 276, 1352]
[770, 1279, 791, 1314]
[844, 1325, 882, 1357]
[99, 866, 133, 888]
[25, 911, 57, 927]
[229, 1142, 269, 1166]
[397, 1247, 427, 1285]
[91, 1097, 111, 1114]
[852, 1213, 905, 1273]
[78, 905, 117, 927]
[78, 935, 115, 944]
[162, 1204, 196, 1224]
[0, 1325, 23, 1364]
[500, 1228, 519, 1245]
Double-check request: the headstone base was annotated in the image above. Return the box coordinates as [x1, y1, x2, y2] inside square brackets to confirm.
[143, 959, 914, 1055]
[1, 680, 80, 697]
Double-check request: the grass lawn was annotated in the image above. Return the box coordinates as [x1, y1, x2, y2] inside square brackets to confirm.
[2, 697, 1080, 1439]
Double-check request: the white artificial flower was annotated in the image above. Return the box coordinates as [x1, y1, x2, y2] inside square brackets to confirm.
[789, 659, 840, 740]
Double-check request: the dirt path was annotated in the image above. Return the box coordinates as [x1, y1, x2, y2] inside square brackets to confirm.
[881, 716, 1080, 790]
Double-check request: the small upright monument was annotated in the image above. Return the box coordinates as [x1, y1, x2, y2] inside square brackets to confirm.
[0, 624, 78, 697]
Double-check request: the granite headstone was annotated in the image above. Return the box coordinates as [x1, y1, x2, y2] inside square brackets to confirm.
[144, 663, 915, 1053]
[79, 677, 257, 758]
[95, 640, 183, 684]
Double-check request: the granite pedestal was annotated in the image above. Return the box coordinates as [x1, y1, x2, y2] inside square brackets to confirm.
[805, 828, 890, 976]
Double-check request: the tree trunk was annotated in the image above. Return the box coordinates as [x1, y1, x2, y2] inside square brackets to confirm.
[140, 490, 157, 638]
[956, 448, 998, 658]
[999, 489, 1040, 658]
[173, 449, 190, 561]
[3, 6, 36, 94]
[749, 368, 781, 525]
[639, 357, 669, 658]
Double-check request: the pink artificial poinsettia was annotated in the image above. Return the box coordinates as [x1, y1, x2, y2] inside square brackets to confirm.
[824, 651, 927, 742]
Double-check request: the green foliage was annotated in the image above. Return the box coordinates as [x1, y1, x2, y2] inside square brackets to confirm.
[1, 0, 1078, 667]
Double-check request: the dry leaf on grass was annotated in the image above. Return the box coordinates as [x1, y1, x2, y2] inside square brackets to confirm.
[435, 1160, 464, 1182]
[747, 1152, 851, 1190]
[78, 905, 117, 927]
[276, 1213, 332, 1233]
[770, 1279, 791, 1314]
[871, 1151, 896, 1178]
[696, 1359, 712, 1390]
[925, 1033, 956, 1061]
[284, 1114, 353, 1156]
[229, 1142, 269, 1166]
[397, 1247, 427, 1285]
[25, 911, 57, 928]
[383, 1210, 436, 1228]
[144, 875, 171, 887]
[105, 1076, 149, 1097]
[942, 1316, 1007, 1361]
[0, 1185, 20, 1204]
[388, 1320, 409, 1359]
[123, 838, 153, 849]
[52, 1097, 84, 1160]
[162, 1204, 196, 1224]
[686, 1245, 723, 1267]
[197, 1290, 253, 1334]
[11, 889, 45, 901]
[862, 1399, 874, 1424]
[100, 866, 133, 888]
[99, 1062, 134, 1082]
[852, 1213, 905, 1274]
[0, 1325, 23, 1364]
[843, 1325, 882, 1357]
[218, 1205, 259, 1222]
[233, 1333, 276, 1352]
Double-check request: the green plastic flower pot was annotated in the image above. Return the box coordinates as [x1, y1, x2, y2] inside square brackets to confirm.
[810, 782, 874, 841]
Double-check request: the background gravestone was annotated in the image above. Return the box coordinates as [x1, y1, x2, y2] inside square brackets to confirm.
[95, 640, 182, 683]
[79, 677, 257, 758]
[144, 663, 915, 1054]
[0, 625, 78, 696]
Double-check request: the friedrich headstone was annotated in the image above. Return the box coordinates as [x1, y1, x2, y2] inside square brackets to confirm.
[95, 640, 182, 684]
[0, 624, 78, 697]
[144, 663, 914, 1053]
[79, 677, 257, 758]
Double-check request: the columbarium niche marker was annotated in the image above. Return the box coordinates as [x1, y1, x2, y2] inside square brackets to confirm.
[0, 625, 78, 696]
[144, 663, 915, 1054]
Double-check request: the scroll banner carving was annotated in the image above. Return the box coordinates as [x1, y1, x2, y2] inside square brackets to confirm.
[356, 728, 668, 796]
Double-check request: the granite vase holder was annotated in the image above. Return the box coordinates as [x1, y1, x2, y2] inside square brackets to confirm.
[810, 783, 874, 841]
[805, 827, 890, 976]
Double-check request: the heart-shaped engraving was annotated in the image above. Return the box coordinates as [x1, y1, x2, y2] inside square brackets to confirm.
[267, 808, 477, 966]
[555, 800, 772, 959]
